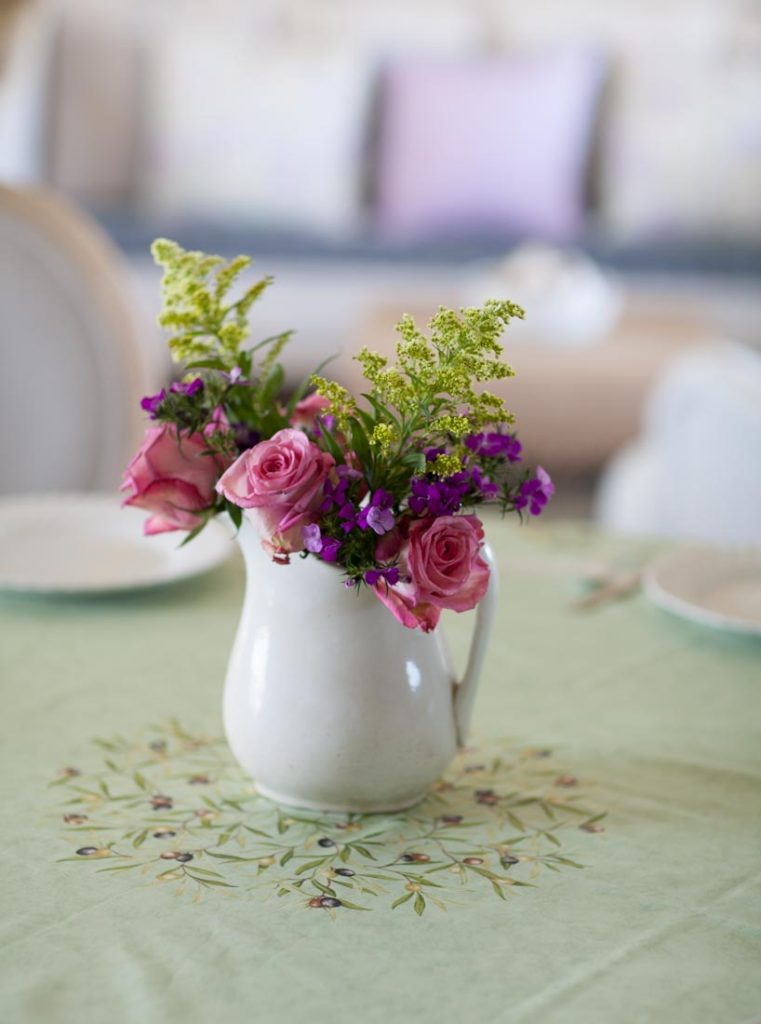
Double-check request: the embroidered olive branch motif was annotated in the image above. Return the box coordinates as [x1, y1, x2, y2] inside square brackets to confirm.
[52, 720, 606, 917]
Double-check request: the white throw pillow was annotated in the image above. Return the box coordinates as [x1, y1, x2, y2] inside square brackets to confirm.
[140, 30, 371, 236]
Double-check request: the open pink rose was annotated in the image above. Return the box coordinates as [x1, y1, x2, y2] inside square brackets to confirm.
[216, 428, 334, 554]
[373, 515, 490, 632]
[121, 422, 227, 535]
[289, 393, 331, 431]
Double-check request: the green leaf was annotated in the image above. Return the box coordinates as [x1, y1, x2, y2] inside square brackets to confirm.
[243, 825, 272, 838]
[205, 852, 258, 863]
[183, 358, 229, 371]
[506, 811, 525, 831]
[391, 892, 414, 910]
[133, 772, 148, 791]
[311, 880, 337, 897]
[352, 845, 376, 861]
[280, 849, 294, 867]
[414, 893, 426, 916]
[583, 812, 608, 826]
[316, 420, 344, 463]
[347, 416, 372, 466]
[295, 858, 328, 875]
[132, 829, 149, 849]
[187, 875, 237, 888]
[336, 900, 371, 912]
[549, 856, 585, 869]
[227, 503, 243, 531]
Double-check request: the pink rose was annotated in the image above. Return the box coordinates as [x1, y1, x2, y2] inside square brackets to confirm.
[216, 428, 334, 554]
[121, 422, 226, 535]
[289, 393, 331, 431]
[373, 515, 490, 632]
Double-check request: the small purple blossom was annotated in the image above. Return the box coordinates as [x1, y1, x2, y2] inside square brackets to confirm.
[314, 413, 337, 439]
[357, 489, 395, 536]
[366, 505, 395, 534]
[338, 502, 358, 533]
[364, 566, 400, 586]
[302, 523, 341, 561]
[170, 377, 204, 398]
[409, 473, 470, 517]
[141, 378, 204, 419]
[470, 465, 499, 500]
[424, 446, 446, 463]
[320, 464, 362, 514]
[225, 366, 243, 384]
[302, 523, 323, 554]
[140, 389, 166, 418]
[465, 431, 522, 463]
[320, 537, 342, 563]
[515, 467, 555, 516]
[233, 423, 261, 452]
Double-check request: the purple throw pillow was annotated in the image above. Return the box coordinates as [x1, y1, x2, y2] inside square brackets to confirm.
[374, 51, 605, 241]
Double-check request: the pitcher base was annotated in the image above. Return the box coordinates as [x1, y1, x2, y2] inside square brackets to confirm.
[254, 782, 427, 815]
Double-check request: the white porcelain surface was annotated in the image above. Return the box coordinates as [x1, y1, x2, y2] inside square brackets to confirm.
[0, 493, 233, 594]
[643, 545, 761, 636]
[224, 519, 498, 812]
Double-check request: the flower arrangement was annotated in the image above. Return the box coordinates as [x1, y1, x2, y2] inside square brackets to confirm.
[123, 240, 554, 631]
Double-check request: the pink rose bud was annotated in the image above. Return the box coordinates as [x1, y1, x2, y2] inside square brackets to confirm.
[289, 393, 331, 431]
[121, 422, 228, 535]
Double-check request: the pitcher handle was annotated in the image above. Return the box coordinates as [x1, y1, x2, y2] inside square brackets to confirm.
[453, 542, 499, 746]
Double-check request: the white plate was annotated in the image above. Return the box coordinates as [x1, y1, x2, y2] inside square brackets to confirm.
[643, 545, 761, 636]
[0, 494, 235, 594]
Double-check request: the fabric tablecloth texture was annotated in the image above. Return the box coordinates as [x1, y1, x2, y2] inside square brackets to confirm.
[1, 522, 759, 1024]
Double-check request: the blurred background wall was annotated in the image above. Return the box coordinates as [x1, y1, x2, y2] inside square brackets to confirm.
[2, 0, 760, 540]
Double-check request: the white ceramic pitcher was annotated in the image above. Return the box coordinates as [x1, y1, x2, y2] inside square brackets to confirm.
[223, 518, 498, 813]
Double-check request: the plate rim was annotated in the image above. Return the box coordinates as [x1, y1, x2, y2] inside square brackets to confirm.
[642, 545, 761, 637]
[0, 492, 235, 595]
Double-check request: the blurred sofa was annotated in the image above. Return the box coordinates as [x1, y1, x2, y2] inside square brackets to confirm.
[3, 0, 761, 499]
[4, 0, 760, 275]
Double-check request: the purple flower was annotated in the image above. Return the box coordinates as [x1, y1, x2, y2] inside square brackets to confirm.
[225, 366, 243, 384]
[233, 423, 261, 453]
[319, 464, 362, 514]
[140, 389, 167, 418]
[320, 537, 342, 562]
[364, 565, 400, 586]
[465, 431, 522, 462]
[424, 446, 446, 463]
[515, 467, 555, 516]
[302, 523, 342, 561]
[409, 473, 470, 517]
[140, 377, 205, 419]
[357, 489, 395, 535]
[470, 465, 499, 500]
[338, 502, 358, 533]
[366, 506, 395, 534]
[302, 523, 323, 554]
[169, 377, 204, 398]
[314, 413, 337, 438]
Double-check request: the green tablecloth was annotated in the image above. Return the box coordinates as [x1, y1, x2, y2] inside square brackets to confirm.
[1, 522, 760, 1024]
